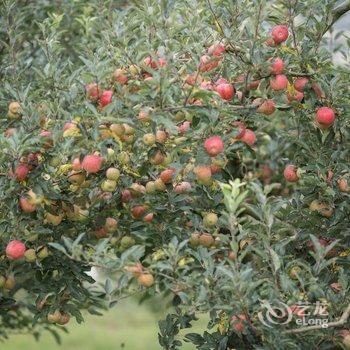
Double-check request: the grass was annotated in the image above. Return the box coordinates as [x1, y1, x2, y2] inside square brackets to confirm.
[3, 299, 207, 350]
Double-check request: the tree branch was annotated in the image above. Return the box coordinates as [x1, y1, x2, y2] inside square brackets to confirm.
[284, 302, 350, 334]
[332, 0, 350, 24]
[323, 0, 350, 35]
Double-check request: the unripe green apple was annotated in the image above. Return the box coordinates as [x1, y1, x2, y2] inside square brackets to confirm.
[154, 178, 166, 191]
[49, 156, 60, 167]
[106, 148, 115, 159]
[106, 167, 120, 181]
[110, 123, 125, 136]
[189, 233, 200, 246]
[24, 248, 37, 262]
[37, 246, 49, 260]
[203, 213, 218, 227]
[146, 181, 156, 194]
[101, 179, 117, 192]
[68, 171, 85, 184]
[142, 133, 156, 145]
[120, 236, 135, 249]
[118, 151, 130, 165]
[110, 237, 119, 246]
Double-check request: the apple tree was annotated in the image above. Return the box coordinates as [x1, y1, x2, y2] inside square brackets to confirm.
[0, 0, 350, 348]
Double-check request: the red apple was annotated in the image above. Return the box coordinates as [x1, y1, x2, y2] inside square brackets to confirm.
[160, 168, 176, 183]
[14, 164, 29, 181]
[72, 158, 82, 171]
[287, 90, 304, 103]
[121, 189, 132, 203]
[131, 205, 147, 219]
[204, 136, 224, 156]
[208, 43, 225, 56]
[173, 181, 192, 194]
[144, 212, 154, 222]
[199, 55, 219, 72]
[257, 99, 276, 115]
[283, 165, 299, 182]
[265, 37, 276, 47]
[143, 56, 158, 69]
[185, 73, 201, 86]
[270, 74, 288, 91]
[6, 240, 26, 260]
[99, 90, 113, 108]
[85, 83, 100, 100]
[271, 25, 289, 44]
[294, 77, 309, 92]
[316, 107, 335, 128]
[231, 314, 247, 333]
[240, 129, 256, 145]
[112, 68, 128, 84]
[178, 121, 191, 133]
[19, 197, 36, 213]
[216, 83, 235, 100]
[82, 154, 102, 173]
[271, 57, 284, 74]
[200, 80, 213, 90]
[215, 78, 228, 85]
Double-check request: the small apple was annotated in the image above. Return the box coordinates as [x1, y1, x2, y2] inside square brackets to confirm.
[240, 129, 256, 146]
[137, 273, 154, 287]
[14, 164, 29, 181]
[6, 240, 26, 260]
[101, 179, 117, 192]
[112, 68, 128, 85]
[24, 248, 37, 262]
[271, 25, 289, 44]
[198, 233, 214, 247]
[82, 154, 102, 173]
[160, 168, 176, 184]
[309, 200, 334, 218]
[338, 176, 350, 193]
[294, 77, 309, 92]
[19, 197, 36, 213]
[106, 167, 120, 181]
[231, 313, 247, 332]
[257, 99, 276, 115]
[283, 165, 299, 182]
[203, 213, 218, 227]
[270, 74, 288, 91]
[99, 90, 113, 108]
[194, 166, 212, 186]
[47, 310, 62, 324]
[216, 83, 235, 100]
[271, 57, 284, 74]
[316, 107, 335, 128]
[204, 136, 224, 157]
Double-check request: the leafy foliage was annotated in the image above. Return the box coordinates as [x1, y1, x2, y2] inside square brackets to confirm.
[0, 0, 349, 349]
